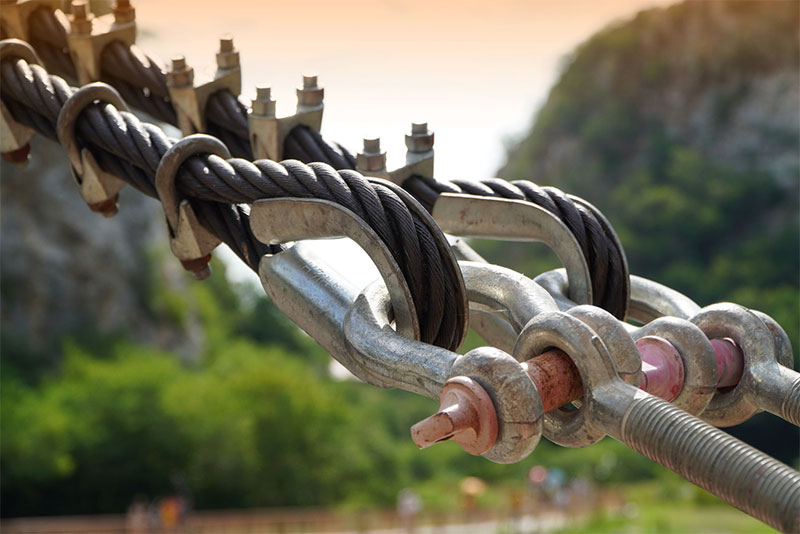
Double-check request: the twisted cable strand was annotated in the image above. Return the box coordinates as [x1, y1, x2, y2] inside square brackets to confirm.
[1, 56, 464, 350]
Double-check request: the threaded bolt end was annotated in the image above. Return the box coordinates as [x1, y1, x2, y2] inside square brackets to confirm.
[71, 0, 87, 19]
[620, 394, 800, 532]
[783, 373, 800, 426]
[219, 36, 234, 53]
[363, 138, 381, 153]
[303, 75, 318, 89]
[171, 56, 186, 72]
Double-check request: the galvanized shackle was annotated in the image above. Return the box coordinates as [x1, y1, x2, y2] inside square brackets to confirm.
[690, 303, 799, 427]
[458, 260, 559, 353]
[432, 194, 594, 306]
[535, 268, 701, 321]
[154, 134, 228, 279]
[346, 270, 546, 463]
[56, 82, 129, 217]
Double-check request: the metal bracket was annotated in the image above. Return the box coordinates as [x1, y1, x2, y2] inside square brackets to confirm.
[65, 0, 137, 85]
[56, 82, 129, 217]
[167, 39, 241, 135]
[248, 75, 324, 161]
[0, 39, 40, 156]
[354, 123, 434, 183]
[154, 134, 228, 279]
[0, 0, 42, 41]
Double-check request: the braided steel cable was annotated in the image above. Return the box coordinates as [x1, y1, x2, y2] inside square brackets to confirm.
[403, 175, 627, 319]
[19, 5, 625, 317]
[0, 56, 465, 351]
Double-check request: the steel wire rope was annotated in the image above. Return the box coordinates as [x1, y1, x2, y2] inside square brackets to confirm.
[0, 56, 465, 351]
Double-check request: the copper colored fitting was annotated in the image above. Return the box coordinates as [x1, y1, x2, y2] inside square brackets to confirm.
[410, 376, 498, 455]
[88, 194, 120, 218]
[180, 254, 212, 280]
[522, 349, 584, 412]
[1, 143, 31, 166]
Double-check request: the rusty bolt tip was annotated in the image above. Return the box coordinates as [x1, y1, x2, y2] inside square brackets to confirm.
[71, 0, 88, 17]
[256, 87, 272, 100]
[410, 376, 498, 456]
[89, 195, 120, 218]
[171, 56, 187, 71]
[363, 138, 381, 153]
[2, 144, 31, 166]
[411, 122, 428, 134]
[303, 75, 318, 89]
[116, 0, 132, 7]
[192, 265, 212, 280]
[219, 36, 234, 53]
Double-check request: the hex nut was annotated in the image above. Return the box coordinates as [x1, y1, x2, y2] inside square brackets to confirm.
[405, 122, 434, 153]
[356, 152, 386, 172]
[297, 75, 324, 107]
[167, 57, 194, 88]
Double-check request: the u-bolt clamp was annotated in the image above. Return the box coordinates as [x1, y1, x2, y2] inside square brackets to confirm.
[55, 82, 129, 217]
[690, 303, 799, 427]
[65, 0, 137, 85]
[0, 39, 40, 162]
[167, 37, 241, 136]
[248, 76, 324, 161]
[354, 123, 434, 183]
[0, 0, 43, 42]
[154, 134, 228, 279]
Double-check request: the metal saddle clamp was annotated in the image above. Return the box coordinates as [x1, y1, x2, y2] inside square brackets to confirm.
[66, 0, 137, 86]
[0, 38, 40, 164]
[354, 123, 434, 184]
[55, 82, 129, 217]
[0, 0, 45, 42]
[248, 75, 324, 161]
[154, 134, 228, 280]
[167, 37, 241, 136]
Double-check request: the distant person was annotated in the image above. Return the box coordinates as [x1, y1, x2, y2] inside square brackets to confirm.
[126, 494, 149, 534]
[397, 488, 422, 532]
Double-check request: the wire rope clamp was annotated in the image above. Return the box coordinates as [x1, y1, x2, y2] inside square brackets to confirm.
[155, 134, 227, 280]
[0, 38, 40, 163]
[248, 75, 324, 161]
[0, 0, 42, 41]
[65, 0, 137, 85]
[167, 37, 242, 135]
[56, 82, 129, 216]
[355, 123, 434, 183]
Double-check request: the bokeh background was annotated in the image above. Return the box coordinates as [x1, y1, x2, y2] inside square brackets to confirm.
[1, 1, 798, 532]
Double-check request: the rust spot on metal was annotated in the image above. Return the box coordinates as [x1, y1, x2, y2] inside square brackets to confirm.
[179, 254, 212, 280]
[88, 194, 120, 218]
[2, 143, 31, 166]
[523, 349, 584, 412]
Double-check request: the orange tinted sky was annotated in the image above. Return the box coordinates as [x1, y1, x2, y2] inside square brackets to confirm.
[137, 0, 672, 178]
[132, 0, 674, 283]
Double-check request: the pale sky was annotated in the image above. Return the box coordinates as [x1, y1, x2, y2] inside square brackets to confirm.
[132, 0, 675, 284]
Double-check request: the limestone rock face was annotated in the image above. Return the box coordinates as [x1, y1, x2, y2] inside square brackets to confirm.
[1, 137, 200, 357]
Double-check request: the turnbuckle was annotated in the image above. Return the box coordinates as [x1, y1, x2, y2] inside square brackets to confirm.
[56, 82, 129, 217]
[248, 75, 324, 161]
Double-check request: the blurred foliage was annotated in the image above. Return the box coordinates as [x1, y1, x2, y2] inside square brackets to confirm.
[495, 0, 799, 463]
